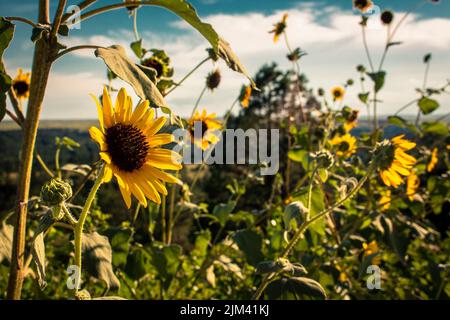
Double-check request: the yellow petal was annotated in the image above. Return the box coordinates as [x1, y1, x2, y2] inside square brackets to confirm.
[142, 164, 182, 184]
[146, 117, 166, 136]
[147, 149, 182, 170]
[100, 152, 111, 163]
[103, 165, 113, 183]
[131, 100, 150, 123]
[115, 88, 127, 123]
[102, 87, 114, 127]
[148, 133, 174, 147]
[137, 177, 161, 204]
[89, 126, 106, 148]
[129, 180, 147, 208]
[116, 174, 131, 208]
[89, 94, 105, 132]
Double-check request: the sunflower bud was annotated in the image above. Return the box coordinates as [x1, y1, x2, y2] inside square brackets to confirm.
[40, 179, 72, 206]
[206, 69, 221, 91]
[206, 48, 219, 62]
[311, 150, 334, 169]
[317, 88, 325, 96]
[380, 10, 394, 25]
[356, 65, 366, 73]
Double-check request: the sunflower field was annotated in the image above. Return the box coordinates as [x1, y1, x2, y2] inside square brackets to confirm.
[0, 0, 449, 301]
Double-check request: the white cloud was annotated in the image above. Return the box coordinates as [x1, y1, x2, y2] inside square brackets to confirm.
[7, 5, 450, 119]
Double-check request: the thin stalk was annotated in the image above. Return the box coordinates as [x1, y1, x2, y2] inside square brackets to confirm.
[4, 16, 38, 28]
[61, 0, 97, 22]
[167, 181, 177, 244]
[252, 165, 374, 300]
[36, 153, 55, 178]
[73, 165, 105, 292]
[7, 0, 52, 300]
[8, 89, 25, 125]
[55, 145, 62, 179]
[53, 45, 104, 61]
[132, 9, 140, 41]
[161, 195, 167, 244]
[50, 0, 67, 39]
[190, 85, 207, 119]
[361, 25, 374, 73]
[165, 57, 210, 95]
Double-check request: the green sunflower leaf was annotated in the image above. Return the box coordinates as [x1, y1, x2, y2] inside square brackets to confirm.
[130, 39, 143, 59]
[266, 277, 327, 300]
[358, 92, 369, 104]
[418, 97, 439, 115]
[231, 229, 263, 267]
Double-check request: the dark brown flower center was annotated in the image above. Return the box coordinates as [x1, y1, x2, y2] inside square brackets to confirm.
[189, 121, 208, 139]
[354, 0, 369, 10]
[13, 81, 29, 96]
[338, 141, 350, 152]
[105, 123, 149, 172]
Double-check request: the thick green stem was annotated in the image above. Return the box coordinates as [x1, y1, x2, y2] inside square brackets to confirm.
[73, 165, 105, 291]
[7, 0, 52, 300]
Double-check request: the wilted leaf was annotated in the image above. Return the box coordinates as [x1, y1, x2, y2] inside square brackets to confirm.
[61, 164, 92, 176]
[82, 232, 120, 290]
[367, 71, 386, 93]
[0, 222, 13, 263]
[218, 38, 256, 88]
[95, 45, 166, 108]
[232, 229, 263, 266]
[206, 264, 216, 287]
[31, 233, 47, 289]
[418, 97, 439, 115]
[0, 18, 15, 122]
[214, 255, 243, 279]
[266, 277, 327, 300]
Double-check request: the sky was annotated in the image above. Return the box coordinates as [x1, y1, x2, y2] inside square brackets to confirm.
[2, 0, 450, 120]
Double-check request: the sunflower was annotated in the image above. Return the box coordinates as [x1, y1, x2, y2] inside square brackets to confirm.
[427, 147, 438, 172]
[363, 240, 381, 265]
[12, 68, 31, 100]
[353, 0, 373, 13]
[374, 135, 417, 188]
[89, 87, 182, 208]
[343, 110, 359, 132]
[331, 86, 345, 101]
[406, 172, 419, 201]
[269, 13, 288, 43]
[240, 85, 252, 108]
[378, 189, 391, 212]
[329, 133, 357, 158]
[142, 55, 169, 79]
[188, 109, 222, 150]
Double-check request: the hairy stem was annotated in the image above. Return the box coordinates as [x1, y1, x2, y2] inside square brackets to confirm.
[73, 165, 105, 292]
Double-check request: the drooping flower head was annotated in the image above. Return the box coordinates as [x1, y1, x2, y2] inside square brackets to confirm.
[240, 85, 252, 108]
[329, 133, 357, 158]
[269, 13, 288, 43]
[353, 0, 373, 13]
[373, 135, 416, 188]
[188, 109, 222, 150]
[426, 147, 438, 172]
[206, 69, 221, 91]
[331, 86, 345, 101]
[406, 172, 419, 201]
[89, 87, 182, 208]
[12, 68, 31, 100]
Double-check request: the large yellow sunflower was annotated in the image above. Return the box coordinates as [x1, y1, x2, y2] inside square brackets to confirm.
[406, 172, 419, 201]
[89, 87, 182, 208]
[426, 147, 438, 172]
[343, 110, 359, 132]
[12, 68, 31, 100]
[269, 13, 288, 43]
[188, 109, 222, 150]
[329, 133, 357, 158]
[375, 135, 416, 188]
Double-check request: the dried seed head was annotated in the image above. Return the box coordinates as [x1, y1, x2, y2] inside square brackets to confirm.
[206, 69, 221, 90]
